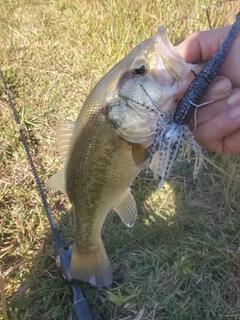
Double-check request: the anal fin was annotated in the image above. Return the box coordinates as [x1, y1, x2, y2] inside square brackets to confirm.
[113, 188, 137, 227]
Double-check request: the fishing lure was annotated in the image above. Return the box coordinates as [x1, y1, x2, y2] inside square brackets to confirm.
[150, 12, 240, 188]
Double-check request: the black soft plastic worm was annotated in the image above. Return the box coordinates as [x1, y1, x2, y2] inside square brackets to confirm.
[174, 12, 240, 125]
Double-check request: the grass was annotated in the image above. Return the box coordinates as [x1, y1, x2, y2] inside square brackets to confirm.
[1, 0, 240, 319]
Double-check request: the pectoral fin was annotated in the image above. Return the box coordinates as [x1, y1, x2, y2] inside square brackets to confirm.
[113, 188, 137, 227]
[45, 168, 66, 193]
[132, 143, 152, 168]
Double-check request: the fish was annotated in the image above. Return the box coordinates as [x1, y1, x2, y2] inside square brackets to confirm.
[46, 26, 201, 287]
[150, 12, 240, 188]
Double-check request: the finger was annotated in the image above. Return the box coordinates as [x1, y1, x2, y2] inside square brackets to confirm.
[221, 128, 240, 154]
[194, 101, 240, 153]
[176, 27, 240, 87]
[187, 77, 232, 129]
[195, 88, 240, 125]
[203, 76, 232, 102]
[175, 26, 231, 63]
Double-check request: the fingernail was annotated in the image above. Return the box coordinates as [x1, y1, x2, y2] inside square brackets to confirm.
[210, 77, 231, 96]
[230, 105, 240, 119]
[227, 89, 240, 106]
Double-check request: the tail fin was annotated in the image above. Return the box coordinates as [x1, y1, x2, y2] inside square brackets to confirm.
[71, 240, 112, 287]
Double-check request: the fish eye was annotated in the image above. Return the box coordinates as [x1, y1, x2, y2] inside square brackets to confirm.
[134, 64, 147, 75]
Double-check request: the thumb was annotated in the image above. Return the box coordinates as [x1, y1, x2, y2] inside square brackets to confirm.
[175, 26, 231, 63]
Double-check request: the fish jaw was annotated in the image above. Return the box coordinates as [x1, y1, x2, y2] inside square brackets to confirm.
[107, 26, 201, 145]
[151, 26, 203, 99]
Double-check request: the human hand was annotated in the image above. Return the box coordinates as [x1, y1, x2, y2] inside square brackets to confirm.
[175, 26, 240, 154]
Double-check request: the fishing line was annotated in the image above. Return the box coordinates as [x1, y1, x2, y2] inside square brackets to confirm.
[0, 70, 62, 245]
[1, 70, 94, 320]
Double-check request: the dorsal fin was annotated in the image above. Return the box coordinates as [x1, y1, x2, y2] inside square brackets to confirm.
[113, 188, 137, 227]
[55, 121, 75, 163]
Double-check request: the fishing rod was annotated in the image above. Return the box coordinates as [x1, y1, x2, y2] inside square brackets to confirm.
[0, 70, 94, 320]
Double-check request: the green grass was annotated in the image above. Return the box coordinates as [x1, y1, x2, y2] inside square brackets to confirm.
[1, 0, 240, 319]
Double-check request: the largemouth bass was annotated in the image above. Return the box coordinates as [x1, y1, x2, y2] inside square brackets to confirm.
[150, 12, 240, 188]
[46, 26, 200, 287]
